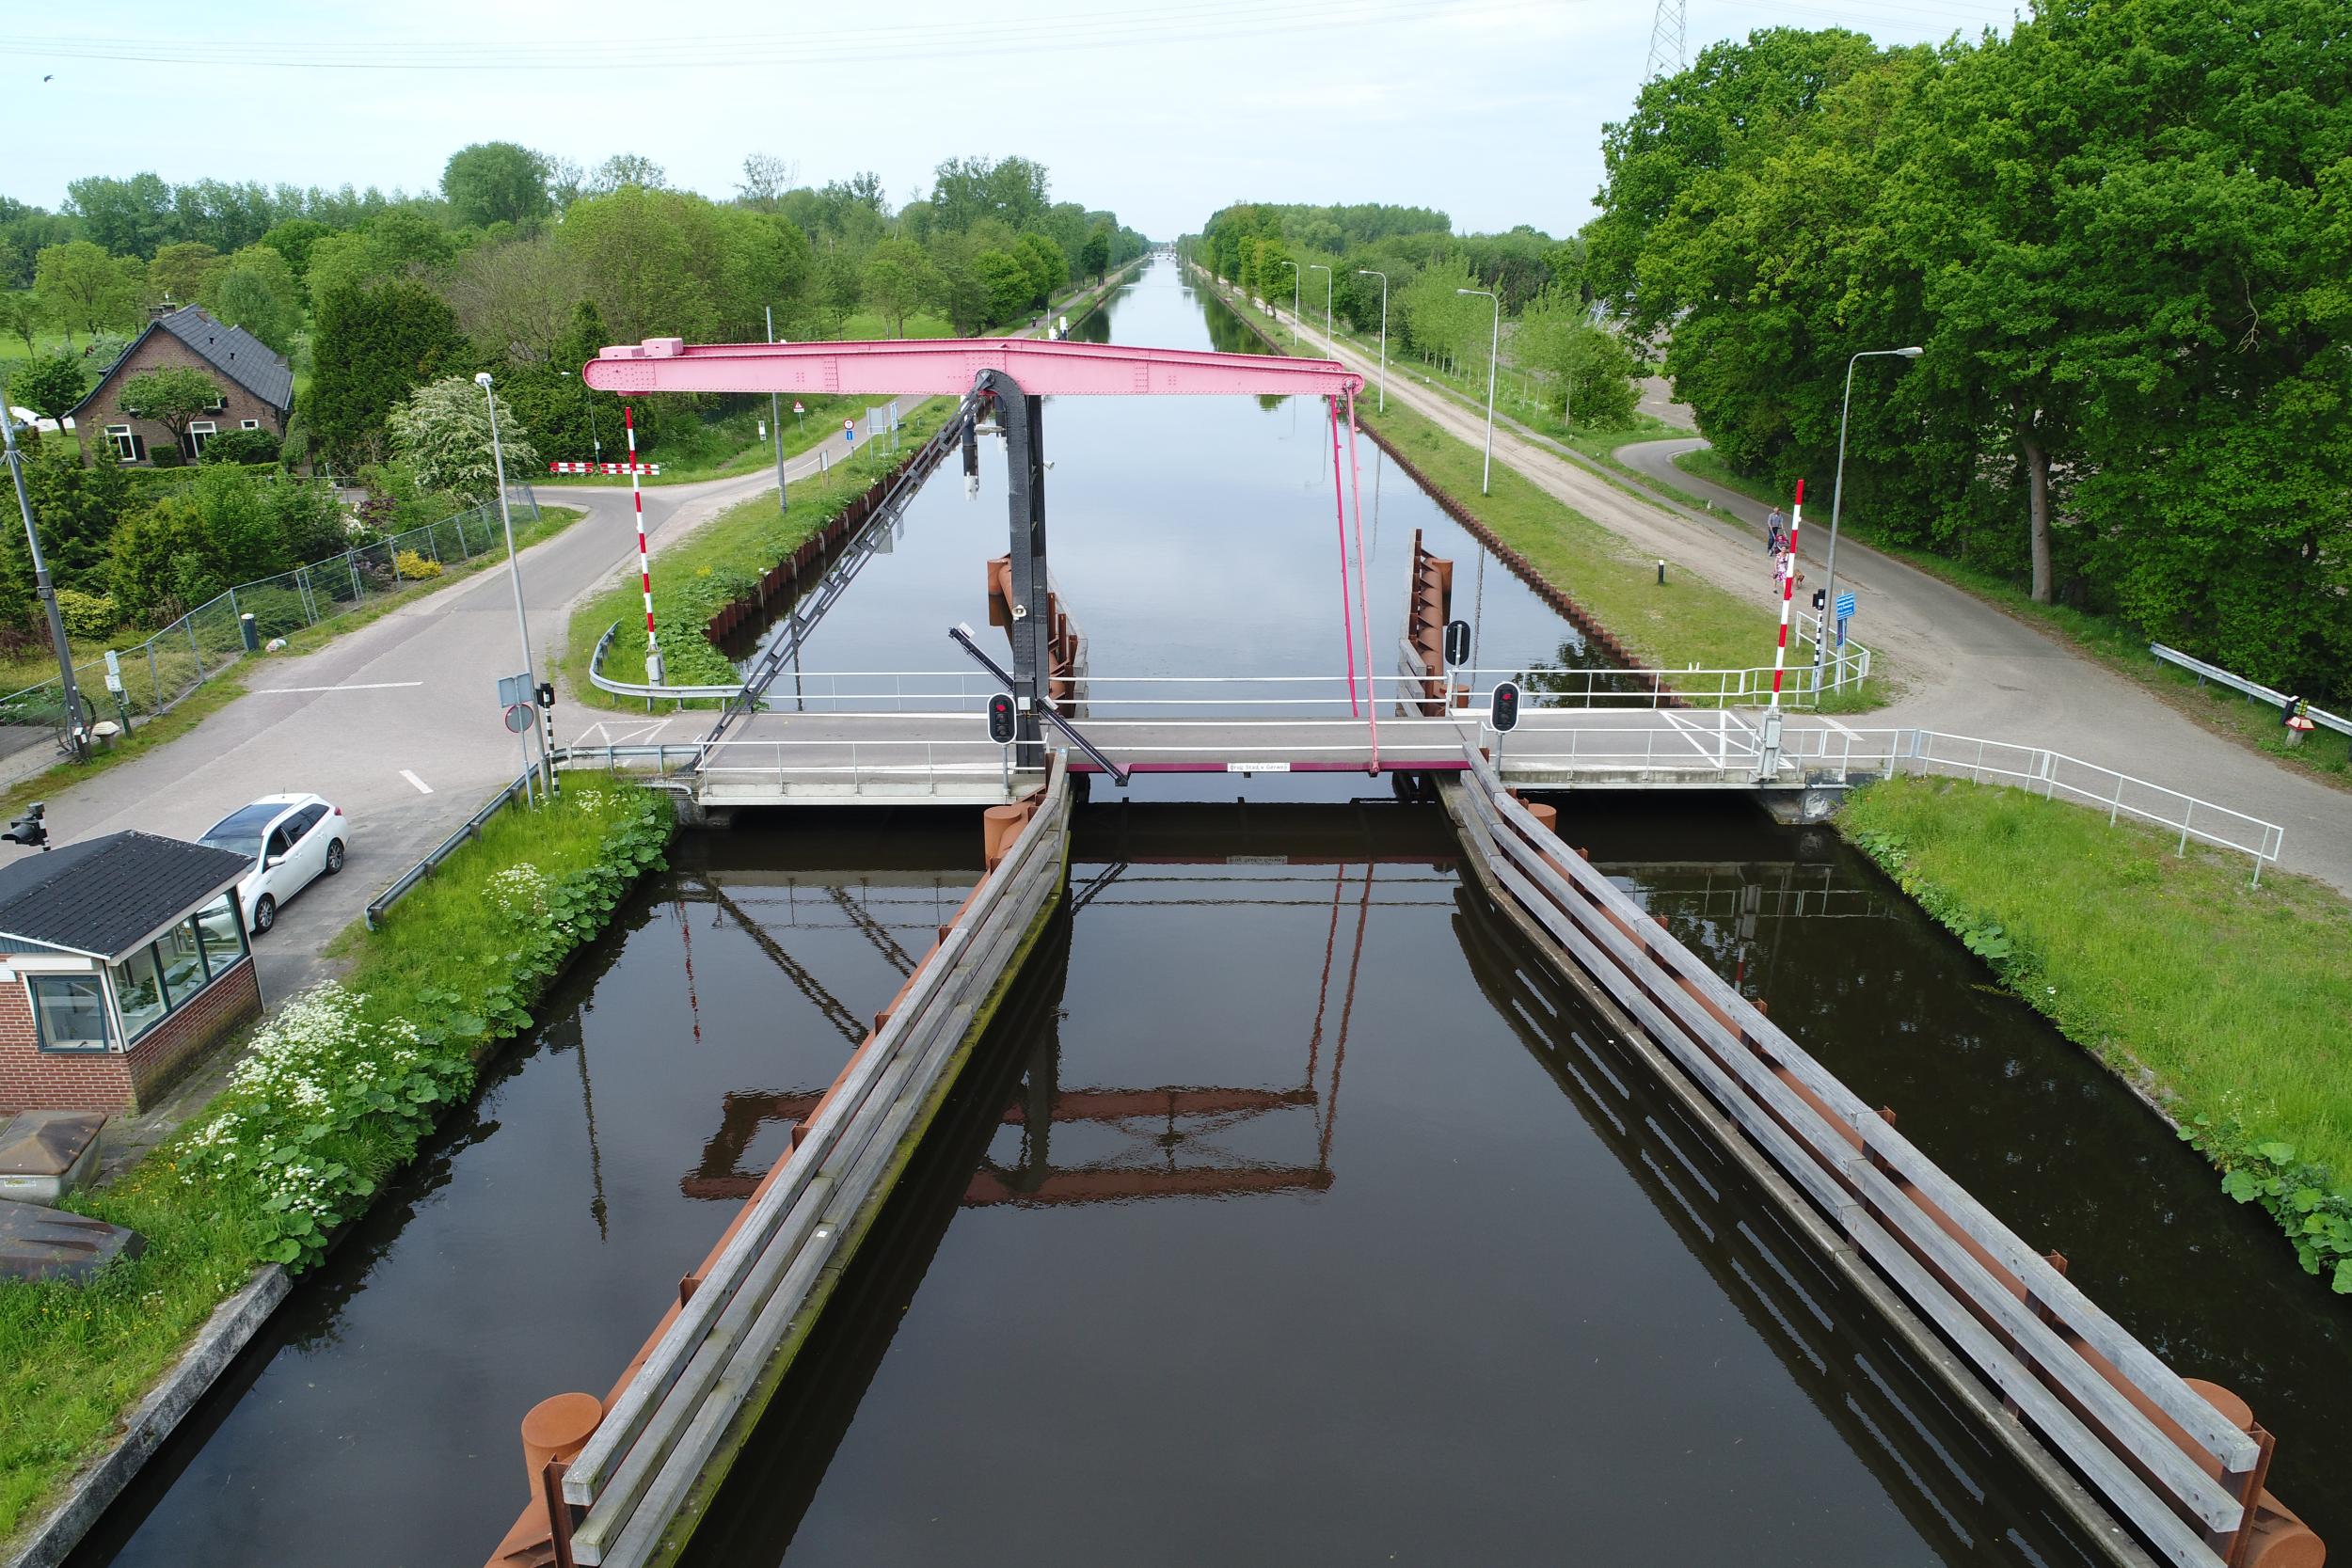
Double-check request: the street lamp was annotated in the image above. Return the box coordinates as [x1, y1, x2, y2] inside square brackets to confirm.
[1813, 346, 1923, 689]
[1279, 259, 1301, 350]
[1308, 262, 1332, 346]
[0, 408, 85, 760]
[1357, 269, 1389, 412]
[477, 372, 550, 797]
[1458, 287, 1501, 495]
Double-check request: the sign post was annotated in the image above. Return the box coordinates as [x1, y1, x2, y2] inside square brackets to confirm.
[497, 673, 537, 805]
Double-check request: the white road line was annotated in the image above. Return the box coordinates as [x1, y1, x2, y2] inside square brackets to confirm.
[400, 769, 434, 794]
[254, 681, 426, 694]
[1817, 714, 1861, 738]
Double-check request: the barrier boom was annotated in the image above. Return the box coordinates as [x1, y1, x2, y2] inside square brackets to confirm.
[581, 336, 1365, 400]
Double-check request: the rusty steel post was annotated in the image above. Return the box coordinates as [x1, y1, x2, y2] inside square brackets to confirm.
[977, 371, 1051, 769]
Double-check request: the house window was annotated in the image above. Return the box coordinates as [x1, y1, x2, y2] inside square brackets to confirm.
[240, 419, 260, 431]
[113, 948, 167, 1040]
[105, 425, 143, 463]
[156, 920, 207, 1006]
[30, 974, 110, 1053]
[188, 420, 217, 457]
[194, 895, 246, 977]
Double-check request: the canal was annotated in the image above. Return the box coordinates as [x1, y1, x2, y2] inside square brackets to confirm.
[74, 259, 2348, 1567]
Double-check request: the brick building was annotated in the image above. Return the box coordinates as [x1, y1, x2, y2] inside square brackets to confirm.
[0, 832, 262, 1114]
[64, 305, 294, 466]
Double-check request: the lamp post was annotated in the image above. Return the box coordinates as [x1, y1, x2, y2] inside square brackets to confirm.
[1279, 259, 1301, 350]
[477, 372, 549, 795]
[766, 305, 787, 513]
[1357, 269, 1389, 411]
[1458, 287, 1500, 495]
[1813, 345, 1923, 689]
[1308, 262, 1332, 346]
[0, 408, 85, 760]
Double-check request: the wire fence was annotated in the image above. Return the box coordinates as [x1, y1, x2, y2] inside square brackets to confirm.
[0, 486, 541, 750]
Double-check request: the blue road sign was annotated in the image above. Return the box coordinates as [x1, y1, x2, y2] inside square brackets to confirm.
[1836, 592, 1857, 621]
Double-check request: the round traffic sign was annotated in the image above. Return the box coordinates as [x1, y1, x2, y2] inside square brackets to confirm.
[503, 703, 533, 734]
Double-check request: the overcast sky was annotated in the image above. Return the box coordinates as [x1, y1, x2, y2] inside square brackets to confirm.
[12, 0, 2017, 240]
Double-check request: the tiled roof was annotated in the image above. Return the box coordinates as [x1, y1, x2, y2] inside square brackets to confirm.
[0, 832, 248, 961]
[153, 306, 294, 413]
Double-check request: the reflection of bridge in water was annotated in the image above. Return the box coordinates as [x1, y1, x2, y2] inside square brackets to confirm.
[676, 849, 1395, 1212]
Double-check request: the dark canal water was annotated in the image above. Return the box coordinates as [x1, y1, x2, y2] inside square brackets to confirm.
[76, 260, 2349, 1567]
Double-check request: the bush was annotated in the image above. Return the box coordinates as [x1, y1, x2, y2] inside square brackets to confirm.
[393, 548, 442, 580]
[199, 428, 282, 467]
[148, 446, 184, 469]
[53, 588, 119, 641]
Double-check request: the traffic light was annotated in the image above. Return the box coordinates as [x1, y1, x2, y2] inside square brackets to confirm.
[987, 692, 1017, 745]
[1490, 681, 1520, 734]
[1444, 619, 1471, 667]
[1811, 588, 1827, 611]
[535, 681, 555, 708]
[3, 802, 47, 850]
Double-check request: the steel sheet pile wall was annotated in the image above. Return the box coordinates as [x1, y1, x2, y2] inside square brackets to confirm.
[1442, 760, 2321, 1568]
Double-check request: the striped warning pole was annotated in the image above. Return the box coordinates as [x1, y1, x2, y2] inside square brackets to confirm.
[626, 407, 660, 684]
[1770, 479, 1804, 707]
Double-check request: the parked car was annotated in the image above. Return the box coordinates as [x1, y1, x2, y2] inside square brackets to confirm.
[197, 793, 350, 934]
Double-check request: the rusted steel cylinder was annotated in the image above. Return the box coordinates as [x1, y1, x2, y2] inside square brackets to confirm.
[520, 1391, 603, 1497]
[2183, 1380, 2326, 1568]
[982, 802, 1035, 870]
[1524, 800, 1559, 836]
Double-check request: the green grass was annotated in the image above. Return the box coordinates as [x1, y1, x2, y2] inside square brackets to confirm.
[564, 404, 951, 707]
[0, 778, 666, 1547]
[1672, 446, 2352, 785]
[1843, 775, 2352, 1287]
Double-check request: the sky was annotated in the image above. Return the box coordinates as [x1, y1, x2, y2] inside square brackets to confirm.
[10, 0, 2020, 240]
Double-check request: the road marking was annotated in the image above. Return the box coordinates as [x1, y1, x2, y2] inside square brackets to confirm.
[400, 769, 434, 794]
[1818, 715, 1860, 738]
[254, 681, 426, 694]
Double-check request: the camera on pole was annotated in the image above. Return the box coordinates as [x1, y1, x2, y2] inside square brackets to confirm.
[3, 801, 49, 849]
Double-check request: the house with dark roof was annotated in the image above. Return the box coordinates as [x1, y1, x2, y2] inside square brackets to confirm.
[0, 832, 261, 1113]
[64, 305, 294, 466]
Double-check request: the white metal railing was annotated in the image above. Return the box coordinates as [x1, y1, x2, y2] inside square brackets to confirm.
[2151, 643, 2348, 738]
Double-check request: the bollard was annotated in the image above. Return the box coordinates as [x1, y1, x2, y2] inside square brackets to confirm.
[240, 612, 260, 652]
[981, 800, 1036, 870]
[1656, 560, 1667, 585]
[1524, 800, 1559, 836]
[520, 1391, 602, 1497]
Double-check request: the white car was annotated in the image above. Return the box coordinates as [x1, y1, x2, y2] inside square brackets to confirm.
[197, 793, 350, 935]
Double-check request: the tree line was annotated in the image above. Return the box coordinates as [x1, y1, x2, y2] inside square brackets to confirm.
[1186, 202, 1645, 426]
[1587, 0, 2350, 696]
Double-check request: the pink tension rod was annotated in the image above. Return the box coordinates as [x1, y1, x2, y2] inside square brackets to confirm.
[581, 336, 1365, 401]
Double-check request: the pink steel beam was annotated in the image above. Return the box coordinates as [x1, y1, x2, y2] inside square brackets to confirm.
[580, 336, 1365, 399]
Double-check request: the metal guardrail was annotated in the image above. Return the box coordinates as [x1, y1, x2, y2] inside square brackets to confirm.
[2150, 644, 2349, 739]
[1450, 755, 2306, 1568]
[362, 764, 539, 929]
[554, 756, 1073, 1567]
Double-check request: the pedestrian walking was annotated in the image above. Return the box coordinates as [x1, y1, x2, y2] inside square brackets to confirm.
[1765, 505, 1788, 558]
[844, 417, 856, 446]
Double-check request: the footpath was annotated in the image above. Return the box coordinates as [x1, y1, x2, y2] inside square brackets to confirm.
[1224, 275, 2352, 897]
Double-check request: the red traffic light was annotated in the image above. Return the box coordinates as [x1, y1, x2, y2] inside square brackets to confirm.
[987, 692, 1017, 745]
[1491, 681, 1520, 734]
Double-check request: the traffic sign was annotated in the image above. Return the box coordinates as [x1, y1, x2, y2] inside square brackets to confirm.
[1443, 619, 1471, 667]
[497, 673, 532, 707]
[103, 650, 123, 694]
[1835, 592, 1856, 621]
[792, 401, 805, 415]
[503, 703, 533, 734]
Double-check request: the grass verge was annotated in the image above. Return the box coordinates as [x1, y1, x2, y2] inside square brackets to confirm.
[0, 507, 584, 817]
[563, 404, 951, 708]
[0, 776, 671, 1547]
[1673, 445, 2351, 784]
[1842, 775, 2352, 1291]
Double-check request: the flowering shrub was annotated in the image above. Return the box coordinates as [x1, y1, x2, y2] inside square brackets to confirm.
[394, 548, 443, 580]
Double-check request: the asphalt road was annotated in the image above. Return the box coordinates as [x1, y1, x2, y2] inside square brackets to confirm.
[9, 431, 875, 1002]
[1245, 281, 2351, 895]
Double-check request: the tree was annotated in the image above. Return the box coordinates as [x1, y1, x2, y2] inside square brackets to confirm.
[8, 354, 87, 422]
[1078, 226, 1111, 281]
[1014, 234, 1067, 308]
[260, 218, 331, 278]
[200, 245, 303, 352]
[303, 210, 456, 302]
[555, 187, 711, 343]
[442, 142, 553, 230]
[736, 152, 798, 210]
[119, 366, 223, 456]
[0, 292, 45, 356]
[448, 237, 586, 363]
[18, 437, 131, 587]
[1517, 290, 1643, 426]
[974, 249, 1031, 325]
[34, 241, 144, 342]
[63, 173, 176, 257]
[860, 239, 938, 337]
[109, 496, 221, 620]
[148, 241, 220, 306]
[588, 153, 667, 194]
[309, 277, 468, 470]
[386, 376, 537, 502]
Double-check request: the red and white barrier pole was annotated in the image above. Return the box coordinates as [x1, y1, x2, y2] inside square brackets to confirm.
[1770, 479, 1804, 707]
[627, 406, 660, 684]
